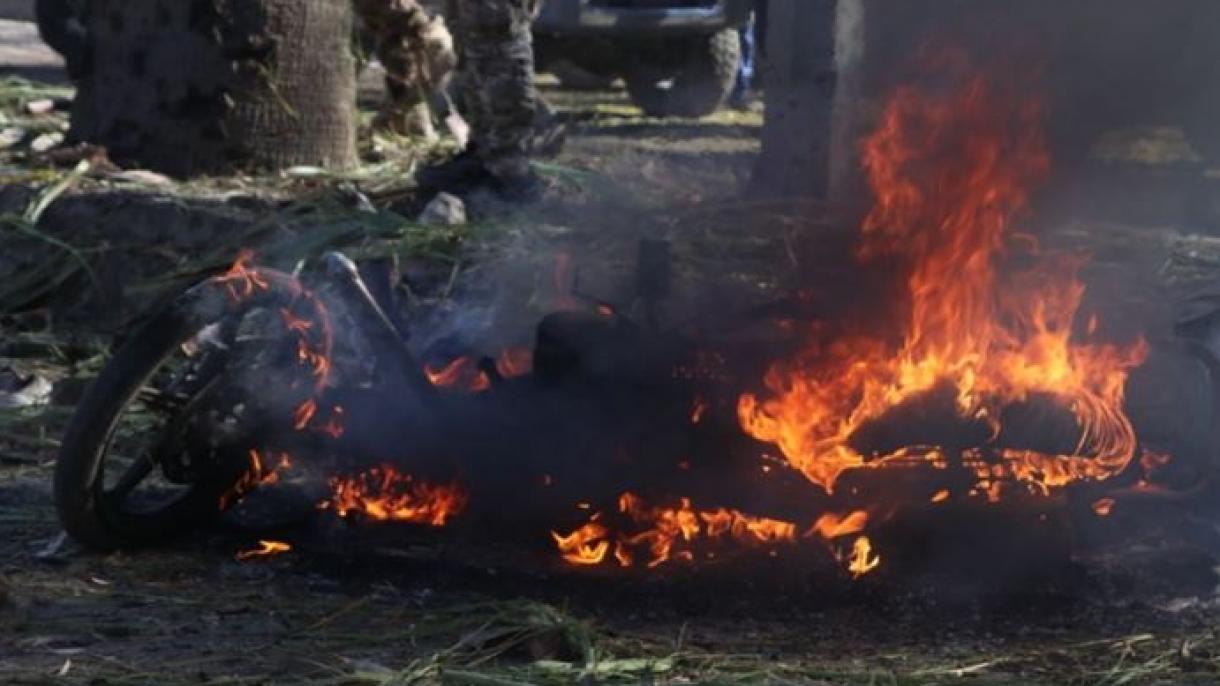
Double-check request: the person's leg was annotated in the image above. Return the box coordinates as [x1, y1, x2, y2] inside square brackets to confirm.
[352, 0, 456, 137]
[454, 0, 538, 182]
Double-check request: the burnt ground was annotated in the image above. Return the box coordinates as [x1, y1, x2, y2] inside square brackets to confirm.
[6, 33, 1220, 685]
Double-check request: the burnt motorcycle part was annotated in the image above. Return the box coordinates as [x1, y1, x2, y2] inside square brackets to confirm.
[322, 251, 436, 400]
[54, 268, 305, 550]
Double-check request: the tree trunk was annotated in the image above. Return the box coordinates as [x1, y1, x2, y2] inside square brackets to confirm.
[70, 0, 358, 177]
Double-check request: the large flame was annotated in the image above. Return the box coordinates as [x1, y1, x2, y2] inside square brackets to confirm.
[738, 68, 1148, 497]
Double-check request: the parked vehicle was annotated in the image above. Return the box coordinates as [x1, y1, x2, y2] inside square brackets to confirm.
[534, 0, 752, 117]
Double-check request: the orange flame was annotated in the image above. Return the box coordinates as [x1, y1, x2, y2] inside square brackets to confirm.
[283, 295, 334, 396]
[845, 537, 881, 578]
[808, 510, 870, 540]
[425, 357, 491, 392]
[737, 66, 1148, 499]
[214, 251, 337, 431]
[495, 348, 534, 379]
[236, 540, 292, 561]
[690, 396, 709, 424]
[215, 249, 269, 302]
[321, 466, 467, 526]
[293, 399, 318, 431]
[280, 308, 313, 335]
[1091, 497, 1115, 517]
[220, 450, 291, 510]
[621, 495, 706, 568]
[553, 493, 800, 570]
[553, 495, 883, 576]
[552, 518, 611, 565]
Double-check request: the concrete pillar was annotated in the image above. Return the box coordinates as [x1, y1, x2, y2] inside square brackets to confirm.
[753, 0, 867, 203]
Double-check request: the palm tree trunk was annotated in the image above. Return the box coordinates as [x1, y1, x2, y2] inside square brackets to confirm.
[69, 0, 358, 177]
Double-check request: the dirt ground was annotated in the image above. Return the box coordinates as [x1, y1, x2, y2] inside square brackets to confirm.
[7, 21, 1220, 686]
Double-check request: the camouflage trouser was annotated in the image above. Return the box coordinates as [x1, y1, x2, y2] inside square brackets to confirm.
[352, 0, 456, 134]
[446, 0, 540, 178]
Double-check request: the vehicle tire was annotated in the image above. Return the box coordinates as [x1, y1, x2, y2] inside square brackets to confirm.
[54, 268, 306, 551]
[624, 29, 740, 118]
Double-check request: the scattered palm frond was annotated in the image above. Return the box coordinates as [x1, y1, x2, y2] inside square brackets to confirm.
[0, 175, 477, 322]
[0, 76, 72, 116]
[348, 600, 605, 686]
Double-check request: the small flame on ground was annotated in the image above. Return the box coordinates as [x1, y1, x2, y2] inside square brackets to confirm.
[320, 466, 467, 526]
[931, 489, 951, 504]
[425, 357, 491, 392]
[552, 493, 799, 570]
[495, 348, 533, 379]
[552, 518, 611, 565]
[236, 540, 292, 561]
[553, 494, 878, 576]
[845, 537, 881, 578]
[1092, 497, 1116, 517]
[690, 397, 709, 424]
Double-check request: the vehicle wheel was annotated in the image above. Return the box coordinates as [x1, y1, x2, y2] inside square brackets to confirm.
[54, 266, 316, 550]
[625, 29, 740, 118]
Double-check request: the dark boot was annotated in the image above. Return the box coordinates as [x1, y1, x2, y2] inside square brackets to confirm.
[416, 149, 544, 202]
[414, 148, 495, 196]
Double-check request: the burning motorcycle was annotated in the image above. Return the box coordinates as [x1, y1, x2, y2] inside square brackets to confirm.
[52, 246, 779, 553]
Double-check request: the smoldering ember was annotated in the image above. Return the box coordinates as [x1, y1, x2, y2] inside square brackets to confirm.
[8, 2, 1220, 685]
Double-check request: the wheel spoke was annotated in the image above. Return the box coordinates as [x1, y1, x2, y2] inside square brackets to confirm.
[138, 386, 191, 413]
[107, 452, 157, 503]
